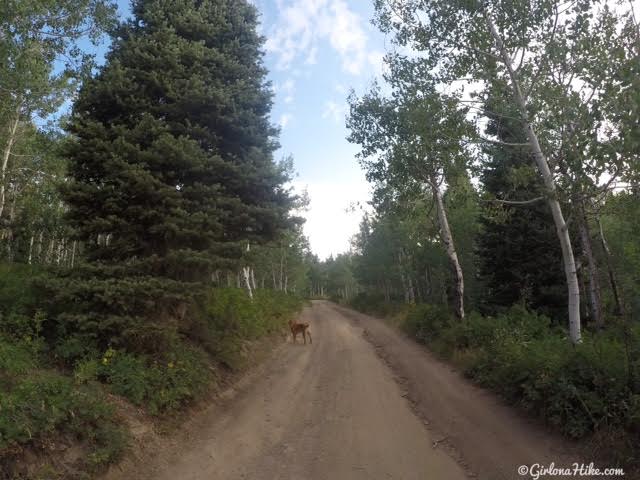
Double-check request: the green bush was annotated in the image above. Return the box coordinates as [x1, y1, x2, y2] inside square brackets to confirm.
[192, 288, 303, 369]
[349, 292, 404, 318]
[0, 367, 127, 474]
[0, 263, 41, 317]
[90, 342, 211, 415]
[403, 303, 453, 349]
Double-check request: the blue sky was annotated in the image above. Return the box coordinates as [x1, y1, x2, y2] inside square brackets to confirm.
[97, 0, 389, 259]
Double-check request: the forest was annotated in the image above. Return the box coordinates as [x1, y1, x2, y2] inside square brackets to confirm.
[334, 0, 640, 471]
[1, 0, 639, 478]
[0, 0, 314, 477]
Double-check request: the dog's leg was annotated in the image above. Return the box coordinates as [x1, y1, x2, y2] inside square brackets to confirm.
[308, 329, 312, 344]
[303, 330, 307, 345]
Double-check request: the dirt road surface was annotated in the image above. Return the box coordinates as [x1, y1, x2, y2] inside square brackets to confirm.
[107, 300, 583, 480]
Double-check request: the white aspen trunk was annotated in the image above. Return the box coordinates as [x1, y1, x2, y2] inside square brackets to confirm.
[36, 231, 43, 263]
[27, 235, 34, 264]
[56, 239, 64, 265]
[70, 240, 77, 268]
[400, 268, 409, 303]
[5, 230, 12, 261]
[408, 275, 416, 304]
[0, 102, 21, 220]
[250, 268, 257, 291]
[242, 266, 253, 299]
[279, 245, 285, 291]
[429, 174, 465, 319]
[482, 9, 581, 343]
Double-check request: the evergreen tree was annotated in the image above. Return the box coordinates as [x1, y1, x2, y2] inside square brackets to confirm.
[57, 0, 293, 353]
[476, 86, 565, 320]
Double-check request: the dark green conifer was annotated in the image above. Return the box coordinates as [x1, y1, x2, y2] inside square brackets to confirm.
[57, 0, 293, 353]
[476, 84, 565, 319]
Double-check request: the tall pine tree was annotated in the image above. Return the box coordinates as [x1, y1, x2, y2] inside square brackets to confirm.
[57, 0, 293, 353]
[476, 83, 565, 320]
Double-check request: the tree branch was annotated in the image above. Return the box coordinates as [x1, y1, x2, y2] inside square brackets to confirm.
[481, 196, 544, 206]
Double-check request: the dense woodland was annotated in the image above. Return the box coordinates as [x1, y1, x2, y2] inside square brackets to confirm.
[0, 0, 639, 477]
[0, 0, 313, 476]
[338, 0, 640, 470]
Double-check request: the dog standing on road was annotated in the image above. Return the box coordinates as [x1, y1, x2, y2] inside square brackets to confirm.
[289, 319, 312, 345]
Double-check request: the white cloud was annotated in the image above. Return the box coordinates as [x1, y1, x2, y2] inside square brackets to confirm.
[293, 180, 370, 259]
[322, 100, 346, 123]
[335, 83, 347, 94]
[274, 78, 296, 104]
[367, 49, 387, 77]
[279, 113, 293, 128]
[265, 0, 374, 76]
[306, 46, 318, 65]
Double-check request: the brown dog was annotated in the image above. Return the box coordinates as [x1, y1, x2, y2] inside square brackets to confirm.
[289, 319, 312, 345]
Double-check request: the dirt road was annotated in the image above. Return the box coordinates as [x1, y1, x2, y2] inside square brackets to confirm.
[108, 301, 582, 480]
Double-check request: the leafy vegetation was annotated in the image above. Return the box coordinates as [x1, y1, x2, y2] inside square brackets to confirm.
[1, 0, 639, 476]
[0, 329, 128, 478]
[0, 1, 308, 477]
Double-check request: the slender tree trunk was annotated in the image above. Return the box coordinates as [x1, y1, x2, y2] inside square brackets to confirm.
[425, 266, 433, 298]
[279, 244, 285, 291]
[250, 268, 257, 291]
[400, 269, 409, 304]
[577, 206, 603, 328]
[0, 102, 21, 221]
[482, 9, 581, 343]
[429, 174, 465, 319]
[36, 231, 43, 263]
[47, 237, 56, 264]
[70, 240, 77, 268]
[27, 234, 34, 264]
[56, 239, 64, 265]
[597, 216, 624, 316]
[284, 274, 288, 294]
[408, 275, 416, 304]
[242, 266, 253, 299]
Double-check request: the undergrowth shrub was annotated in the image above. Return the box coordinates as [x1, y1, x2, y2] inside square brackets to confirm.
[192, 287, 303, 369]
[0, 358, 127, 476]
[0, 266, 304, 476]
[75, 342, 211, 415]
[349, 292, 403, 318]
